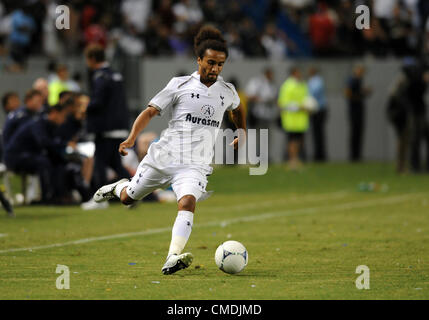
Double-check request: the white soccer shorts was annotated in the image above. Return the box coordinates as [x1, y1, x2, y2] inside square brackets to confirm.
[126, 163, 208, 202]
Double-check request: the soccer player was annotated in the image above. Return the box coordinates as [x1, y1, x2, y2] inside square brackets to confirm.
[93, 26, 246, 275]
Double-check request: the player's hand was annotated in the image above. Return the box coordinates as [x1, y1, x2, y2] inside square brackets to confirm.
[229, 131, 246, 150]
[67, 141, 77, 150]
[229, 138, 239, 150]
[119, 139, 134, 156]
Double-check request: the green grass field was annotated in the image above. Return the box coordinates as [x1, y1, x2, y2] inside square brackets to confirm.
[1, 163, 428, 300]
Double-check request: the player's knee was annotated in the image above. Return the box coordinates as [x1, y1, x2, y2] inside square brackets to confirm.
[178, 195, 196, 212]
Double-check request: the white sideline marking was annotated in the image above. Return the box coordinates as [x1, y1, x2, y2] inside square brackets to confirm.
[0, 193, 422, 254]
[0, 233, 8, 238]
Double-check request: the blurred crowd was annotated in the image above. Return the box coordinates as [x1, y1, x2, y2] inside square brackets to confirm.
[2, 0, 429, 71]
[232, 59, 429, 173]
[1, 55, 429, 211]
[0, 45, 175, 209]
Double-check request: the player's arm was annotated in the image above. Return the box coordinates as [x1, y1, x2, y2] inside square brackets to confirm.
[229, 104, 247, 150]
[119, 106, 159, 156]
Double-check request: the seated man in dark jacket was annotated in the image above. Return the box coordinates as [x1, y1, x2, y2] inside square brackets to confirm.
[4, 104, 69, 203]
[2, 89, 43, 151]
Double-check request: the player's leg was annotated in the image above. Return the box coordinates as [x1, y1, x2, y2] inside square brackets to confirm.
[93, 164, 168, 205]
[162, 170, 207, 275]
[162, 195, 196, 275]
[167, 195, 196, 255]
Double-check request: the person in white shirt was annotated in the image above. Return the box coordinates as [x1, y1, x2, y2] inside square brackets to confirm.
[92, 26, 246, 275]
[245, 67, 279, 162]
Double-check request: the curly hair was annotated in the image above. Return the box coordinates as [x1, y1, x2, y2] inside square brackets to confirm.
[194, 25, 228, 59]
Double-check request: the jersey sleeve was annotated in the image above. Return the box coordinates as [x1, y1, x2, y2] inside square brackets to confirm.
[148, 78, 178, 116]
[226, 83, 241, 111]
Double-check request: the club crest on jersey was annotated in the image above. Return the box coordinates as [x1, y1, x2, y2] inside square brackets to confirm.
[220, 95, 225, 106]
[201, 105, 215, 119]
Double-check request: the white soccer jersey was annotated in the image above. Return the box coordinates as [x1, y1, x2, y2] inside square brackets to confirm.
[146, 71, 240, 172]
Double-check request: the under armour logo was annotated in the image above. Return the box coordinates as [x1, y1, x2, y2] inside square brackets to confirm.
[191, 93, 200, 99]
[220, 95, 224, 106]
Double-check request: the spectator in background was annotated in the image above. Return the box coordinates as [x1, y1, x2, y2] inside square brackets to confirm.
[336, 0, 364, 56]
[156, 0, 176, 30]
[309, 2, 336, 57]
[386, 60, 413, 174]
[172, 0, 203, 34]
[389, 3, 414, 56]
[1, 91, 20, 115]
[55, 93, 92, 204]
[201, 0, 225, 25]
[308, 66, 328, 162]
[144, 16, 174, 56]
[403, 58, 429, 173]
[111, 24, 145, 58]
[8, 4, 36, 71]
[48, 64, 71, 106]
[362, 15, 389, 57]
[239, 17, 266, 57]
[245, 67, 279, 162]
[84, 43, 130, 208]
[261, 23, 288, 60]
[373, 0, 398, 36]
[278, 67, 310, 170]
[32, 78, 50, 110]
[224, 25, 245, 60]
[121, 0, 152, 35]
[2, 89, 43, 150]
[4, 104, 69, 204]
[345, 64, 372, 162]
[83, 13, 108, 49]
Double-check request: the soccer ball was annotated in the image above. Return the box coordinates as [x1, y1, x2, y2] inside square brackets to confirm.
[215, 240, 248, 274]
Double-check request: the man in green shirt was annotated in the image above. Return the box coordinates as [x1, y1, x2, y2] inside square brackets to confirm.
[278, 67, 310, 170]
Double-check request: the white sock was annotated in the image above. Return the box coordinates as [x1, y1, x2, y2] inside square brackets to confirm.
[168, 210, 194, 257]
[114, 181, 129, 198]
